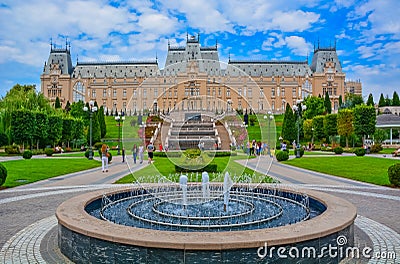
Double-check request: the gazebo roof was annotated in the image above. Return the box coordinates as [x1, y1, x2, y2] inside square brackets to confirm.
[376, 114, 400, 128]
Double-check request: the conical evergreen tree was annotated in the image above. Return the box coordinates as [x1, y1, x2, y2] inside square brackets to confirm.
[55, 97, 61, 109]
[281, 103, 296, 143]
[392, 91, 400, 106]
[366, 93, 374, 106]
[324, 92, 332, 114]
[338, 95, 343, 109]
[378, 93, 386, 107]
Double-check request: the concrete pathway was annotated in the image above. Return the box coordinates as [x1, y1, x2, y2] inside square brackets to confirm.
[0, 154, 399, 263]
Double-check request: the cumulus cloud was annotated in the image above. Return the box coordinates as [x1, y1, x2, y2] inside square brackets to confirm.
[285, 36, 312, 56]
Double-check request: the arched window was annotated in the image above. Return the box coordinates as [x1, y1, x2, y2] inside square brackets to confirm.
[73, 81, 85, 102]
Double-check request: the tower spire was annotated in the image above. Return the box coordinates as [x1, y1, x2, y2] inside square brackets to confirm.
[50, 38, 53, 51]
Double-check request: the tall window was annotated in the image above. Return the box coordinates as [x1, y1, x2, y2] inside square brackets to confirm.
[226, 88, 230, 97]
[292, 88, 296, 97]
[271, 88, 275, 97]
[123, 89, 127, 98]
[113, 89, 117, 98]
[73, 81, 85, 102]
[248, 88, 252, 98]
[143, 88, 147, 98]
[103, 89, 107, 98]
[281, 88, 285, 97]
[154, 88, 158, 97]
[92, 89, 96, 98]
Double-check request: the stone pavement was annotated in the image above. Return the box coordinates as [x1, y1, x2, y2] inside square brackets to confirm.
[0, 154, 399, 263]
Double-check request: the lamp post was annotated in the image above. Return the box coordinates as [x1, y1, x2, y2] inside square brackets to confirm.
[292, 100, 306, 158]
[115, 113, 125, 155]
[83, 101, 98, 160]
[264, 111, 274, 157]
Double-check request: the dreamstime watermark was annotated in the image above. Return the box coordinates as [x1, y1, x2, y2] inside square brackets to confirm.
[257, 235, 397, 260]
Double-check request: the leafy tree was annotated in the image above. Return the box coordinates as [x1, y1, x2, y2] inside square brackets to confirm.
[55, 97, 61, 109]
[353, 105, 376, 146]
[324, 92, 332, 114]
[47, 115, 63, 147]
[281, 103, 296, 143]
[366, 93, 374, 106]
[378, 93, 386, 107]
[62, 117, 75, 148]
[343, 93, 364, 108]
[11, 109, 35, 149]
[33, 111, 48, 150]
[302, 119, 313, 141]
[337, 109, 354, 148]
[373, 129, 388, 144]
[312, 115, 325, 142]
[72, 118, 84, 148]
[393, 91, 400, 106]
[324, 114, 337, 144]
[303, 96, 325, 120]
[0, 132, 8, 146]
[70, 101, 88, 124]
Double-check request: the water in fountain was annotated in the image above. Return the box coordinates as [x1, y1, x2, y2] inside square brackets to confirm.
[85, 172, 325, 232]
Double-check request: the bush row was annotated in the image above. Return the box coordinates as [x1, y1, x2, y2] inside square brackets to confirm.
[175, 163, 218, 173]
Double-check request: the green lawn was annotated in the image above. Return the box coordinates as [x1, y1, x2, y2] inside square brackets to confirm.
[104, 116, 144, 139]
[283, 156, 398, 186]
[1, 158, 100, 188]
[115, 155, 275, 184]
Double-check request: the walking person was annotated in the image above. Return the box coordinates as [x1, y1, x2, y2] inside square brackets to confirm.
[101, 144, 109, 173]
[147, 142, 154, 164]
[138, 144, 144, 164]
[132, 144, 138, 164]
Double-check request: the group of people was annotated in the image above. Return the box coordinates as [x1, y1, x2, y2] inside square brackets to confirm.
[245, 140, 269, 156]
[99, 142, 156, 173]
[131, 142, 154, 164]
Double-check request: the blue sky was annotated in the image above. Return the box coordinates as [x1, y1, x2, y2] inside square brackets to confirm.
[0, 0, 399, 102]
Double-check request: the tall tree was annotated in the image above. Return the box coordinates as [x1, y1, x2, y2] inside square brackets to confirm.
[303, 96, 325, 119]
[392, 91, 400, 106]
[47, 115, 63, 147]
[324, 114, 338, 145]
[312, 115, 325, 142]
[324, 92, 332, 114]
[338, 95, 343, 109]
[11, 109, 35, 149]
[99, 106, 107, 138]
[281, 103, 296, 143]
[366, 93, 374, 106]
[337, 109, 354, 148]
[385, 95, 391, 106]
[55, 97, 61, 109]
[65, 100, 71, 113]
[378, 93, 386, 107]
[302, 119, 313, 142]
[72, 118, 84, 149]
[62, 116, 75, 148]
[33, 111, 48, 150]
[353, 105, 376, 146]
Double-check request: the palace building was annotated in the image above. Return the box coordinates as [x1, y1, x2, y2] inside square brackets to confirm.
[41, 35, 359, 115]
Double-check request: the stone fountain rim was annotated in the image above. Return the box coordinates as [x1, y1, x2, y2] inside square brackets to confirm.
[56, 184, 357, 250]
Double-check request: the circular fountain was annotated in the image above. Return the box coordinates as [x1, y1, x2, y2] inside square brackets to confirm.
[56, 176, 356, 263]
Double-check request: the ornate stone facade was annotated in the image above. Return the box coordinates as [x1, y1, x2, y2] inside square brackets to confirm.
[41, 35, 355, 114]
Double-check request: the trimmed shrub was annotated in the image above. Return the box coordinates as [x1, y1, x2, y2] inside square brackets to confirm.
[0, 163, 7, 186]
[333, 146, 344, 154]
[45, 148, 54, 156]
[388, 163, 400, 187]
[153, 151, 182, 158]
[184, 149, 201, 159]
[22, 150, 32, 159]
[207, 151, 236, 157]
[0, 132, 8, 147]
[276, 150, 289, 161]
[354, 148, 366, 156]
[370, 144, 382, 153]
[5, 145, 20, 154]
[175, 163, 218, 173]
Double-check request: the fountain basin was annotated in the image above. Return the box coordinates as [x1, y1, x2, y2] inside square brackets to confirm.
[56, 184, 356, 263]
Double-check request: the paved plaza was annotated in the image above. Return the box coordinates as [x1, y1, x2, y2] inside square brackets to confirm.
[0, 154, 399, 263]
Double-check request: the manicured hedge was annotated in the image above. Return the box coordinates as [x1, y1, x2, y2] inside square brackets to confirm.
[354, 148, 366, 156]
[22, 150, 32, 159]
[175, 163, 218, 173]
[276, 150, 289, 161]
[333, 146, 344, 154]
[0, 163, 7, 186]
[45, 148, 54, 156]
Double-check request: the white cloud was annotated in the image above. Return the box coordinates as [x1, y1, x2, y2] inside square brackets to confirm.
[271, 10, 320, 32]
[285, 36, 312, 56]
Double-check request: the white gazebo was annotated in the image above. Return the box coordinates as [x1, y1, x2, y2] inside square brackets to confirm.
[376, 113, 400, 145]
